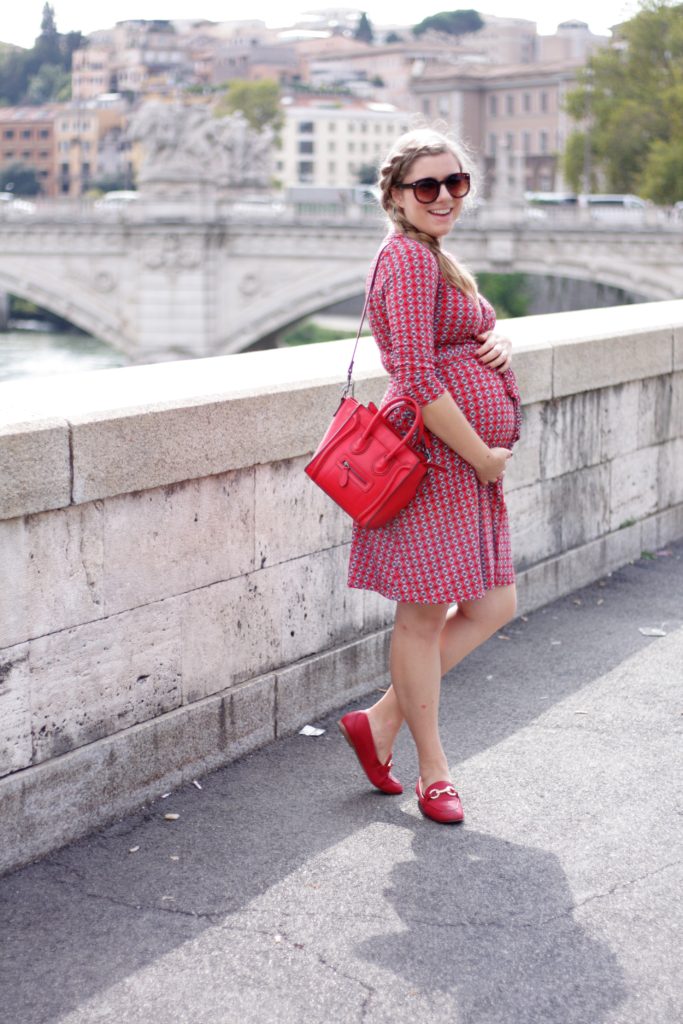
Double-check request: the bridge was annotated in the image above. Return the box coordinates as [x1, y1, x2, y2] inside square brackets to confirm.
[1, 199, 682, 360]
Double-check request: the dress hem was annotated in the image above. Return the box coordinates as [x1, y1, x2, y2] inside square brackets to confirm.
[347, 573, 516, 606]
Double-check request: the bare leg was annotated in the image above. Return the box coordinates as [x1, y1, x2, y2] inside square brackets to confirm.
[366, 584, 517, 775]
[389, 601, 451, 788]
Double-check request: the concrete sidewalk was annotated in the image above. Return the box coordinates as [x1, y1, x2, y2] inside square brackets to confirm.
[1, 544, 682, 1024]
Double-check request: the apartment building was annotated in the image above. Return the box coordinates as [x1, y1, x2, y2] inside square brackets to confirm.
[411, 59, 583, 194]
[277, 97, 412, 188]
[0, 108, 55, 195]
[72, 47, 114, 101]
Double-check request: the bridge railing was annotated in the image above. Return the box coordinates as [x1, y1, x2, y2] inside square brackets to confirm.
[0, 301, 682, 873]
[1, 196, 681, 230]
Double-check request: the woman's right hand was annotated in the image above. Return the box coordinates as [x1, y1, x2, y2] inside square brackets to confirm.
[474, 447, 512, 485]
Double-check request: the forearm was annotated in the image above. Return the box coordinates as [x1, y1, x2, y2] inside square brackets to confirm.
[421, 391, 491, 473]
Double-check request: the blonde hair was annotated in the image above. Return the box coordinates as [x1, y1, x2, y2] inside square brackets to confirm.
[379, 127, 478, 299]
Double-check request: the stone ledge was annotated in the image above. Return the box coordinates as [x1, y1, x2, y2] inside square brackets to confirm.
[0, 418, 71, 520]
[1, 301, 682, 516]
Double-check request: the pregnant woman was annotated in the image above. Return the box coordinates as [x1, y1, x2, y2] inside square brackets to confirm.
[340, 127, 522, 824]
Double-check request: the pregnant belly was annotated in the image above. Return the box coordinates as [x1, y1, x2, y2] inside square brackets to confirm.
[441, 357, 520, 448]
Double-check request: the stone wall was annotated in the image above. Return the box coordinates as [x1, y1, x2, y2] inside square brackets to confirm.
[1, 300, 682, 874]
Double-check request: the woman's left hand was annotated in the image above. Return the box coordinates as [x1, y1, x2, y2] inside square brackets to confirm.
[476, 330, 512, 372]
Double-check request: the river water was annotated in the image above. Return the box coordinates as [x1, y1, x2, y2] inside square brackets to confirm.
[0, 328, 127, 383]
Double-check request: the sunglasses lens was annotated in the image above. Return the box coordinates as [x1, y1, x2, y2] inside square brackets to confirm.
[413, 179, 440, 203]
[446, 174, 470, 198]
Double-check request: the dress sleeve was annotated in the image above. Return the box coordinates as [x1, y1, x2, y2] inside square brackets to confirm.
[380, 239, 447, 406]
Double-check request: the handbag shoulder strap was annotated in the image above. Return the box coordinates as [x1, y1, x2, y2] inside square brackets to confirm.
[343, 240, 392, 398]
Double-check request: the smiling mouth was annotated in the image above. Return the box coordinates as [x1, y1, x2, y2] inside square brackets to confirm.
[428, 208, 454, 216]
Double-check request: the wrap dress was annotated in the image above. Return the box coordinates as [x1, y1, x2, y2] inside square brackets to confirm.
[347, 233, 522, 605]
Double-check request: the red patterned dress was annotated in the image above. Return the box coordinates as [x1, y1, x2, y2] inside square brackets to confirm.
[347, 233, 522, 605]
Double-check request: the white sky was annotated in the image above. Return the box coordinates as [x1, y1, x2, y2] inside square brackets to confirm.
[0, 1, 643, 49]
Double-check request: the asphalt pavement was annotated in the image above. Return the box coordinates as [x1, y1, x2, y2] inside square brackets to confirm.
[1, 543, 682, 1024]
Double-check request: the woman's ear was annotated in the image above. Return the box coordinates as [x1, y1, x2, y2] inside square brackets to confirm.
[390, 187, 403, 211]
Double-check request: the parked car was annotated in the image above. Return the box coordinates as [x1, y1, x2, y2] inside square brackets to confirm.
[0, 191, 36, 214]
[94, 190, 140, 209]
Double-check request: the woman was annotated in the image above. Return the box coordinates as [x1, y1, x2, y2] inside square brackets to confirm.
[339, 128, 522, 824]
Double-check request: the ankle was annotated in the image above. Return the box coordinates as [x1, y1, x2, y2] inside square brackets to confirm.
[419, 762, 451, 790]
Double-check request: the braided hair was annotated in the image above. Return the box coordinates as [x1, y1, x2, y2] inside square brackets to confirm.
[379, 128, 478, 299]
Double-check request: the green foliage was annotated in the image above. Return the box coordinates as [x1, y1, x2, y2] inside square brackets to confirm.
[413, 9, 484, 37]
[0, 161, 41, 195]
[354, 12, 374, 44]
[281, 321, 349, 346]
[214, 78, 283, 133]
[385, 31, 403, 43]
[639, 136, 683, 202]
[477, 273, 530, 319]
[564, 1, 683, 203]
[26, 62, 70, 103]
[0, 4, 81, 105]
[562, 129, 599, 193]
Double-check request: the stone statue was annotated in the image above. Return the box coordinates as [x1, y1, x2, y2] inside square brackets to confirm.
[127, 102, 274, 195]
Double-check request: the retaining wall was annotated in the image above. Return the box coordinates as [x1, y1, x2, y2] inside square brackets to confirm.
[1, 300, 682, 874]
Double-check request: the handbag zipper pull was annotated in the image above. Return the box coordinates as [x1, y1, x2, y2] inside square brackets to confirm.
[339, 461, 350, 487]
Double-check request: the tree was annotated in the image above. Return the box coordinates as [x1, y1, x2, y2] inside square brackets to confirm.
[34, 3, 62, 67]
[0, 162, 42, 195]
[563, 1, 683, 203]
[354, 12, 374, 44]
[0, 5, 82, 105]
[385, 31, 403, 43]
[413, 10, 484, 37]
[356, 162, 377, 184]
[214, 79, 283, 133]
[26, 62, 71, 102]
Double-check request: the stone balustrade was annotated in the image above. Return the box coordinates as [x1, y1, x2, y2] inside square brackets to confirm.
[1, 301, 682, 874]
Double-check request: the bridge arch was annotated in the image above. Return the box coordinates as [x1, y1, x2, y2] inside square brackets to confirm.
[0, 266, 131, 355]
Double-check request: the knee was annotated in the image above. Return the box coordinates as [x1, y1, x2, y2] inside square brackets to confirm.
[395, 603, 448, 643]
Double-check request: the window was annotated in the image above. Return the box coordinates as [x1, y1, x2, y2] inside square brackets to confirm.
[539, 130, 548, 153]
[438, 97, 449, 116]
[489, 133, 497, 156]
[39, 129, 49, 138]
[328, 122, 336, 132]
[39, 150, 49, 158]
[298, 140, 314, 154]
[506, 94, 514, 115]
[298, 121, 314, 133]
[348, 142, 355, 153]
[360, 122, 367, 133]
[328, 161, 336, 174]
[523, 92, 531, 113]
[489, 95, 498, 117]
[22, 150, 31, 159]
[522, 131, 531, 153]
[540, 91, 548, 112]
[422, 98, 431, 116]
[21, 129, 32, 139]
[4, 151, 14, 159]
[506, 132, 514, 150]
[328, 141, 336, 153]
[297, 160, 314, 181]
[3, 129, 14, 139]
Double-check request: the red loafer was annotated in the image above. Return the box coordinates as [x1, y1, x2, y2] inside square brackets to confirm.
[416, 778, 464, 824]
[338, 710, 403, 794]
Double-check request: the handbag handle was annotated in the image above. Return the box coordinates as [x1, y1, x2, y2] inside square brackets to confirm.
[353, 396, 430, 470]
[342, 242, 391, 398]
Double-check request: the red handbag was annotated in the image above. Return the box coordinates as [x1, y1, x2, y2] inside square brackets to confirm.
[305, 246, 439, 529]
